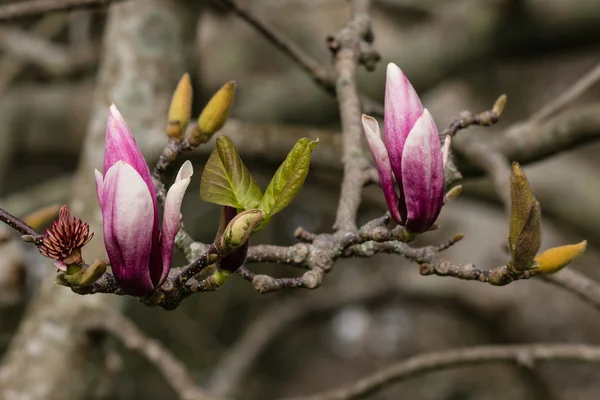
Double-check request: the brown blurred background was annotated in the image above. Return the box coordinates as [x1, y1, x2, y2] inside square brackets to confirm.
[1, 0, 600, 399]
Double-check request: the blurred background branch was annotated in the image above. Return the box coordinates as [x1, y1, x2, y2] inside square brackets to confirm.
[1, 0, 600, 399]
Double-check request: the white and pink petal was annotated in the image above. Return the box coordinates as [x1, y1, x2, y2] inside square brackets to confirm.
[158, 160, 193, 286]
[101, 161, 155, 295]
[361, 115, 402, 224]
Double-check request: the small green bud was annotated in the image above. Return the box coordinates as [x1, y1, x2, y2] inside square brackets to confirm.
[212, 269, 230, 286]
[57, 260, 106, 287]
[220, 209, 263, 252]
[492, 94, 507, 116]
[78, 260, 107, 286]
[444, 185, 462, 203]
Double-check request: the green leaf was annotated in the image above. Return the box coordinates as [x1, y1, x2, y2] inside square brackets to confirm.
[258, 138, 318, 226]
[200, 136, 262, 209]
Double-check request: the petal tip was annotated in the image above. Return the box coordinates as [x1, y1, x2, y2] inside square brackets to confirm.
[177, 160, 194, 182]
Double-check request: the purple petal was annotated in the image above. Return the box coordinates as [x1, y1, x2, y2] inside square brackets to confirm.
[361, 114, 402, 224]
[104, 105, 154, 186]
[101, 161, 155, 295]
[105, 104, 161, 286]
[384, 63, 424, 193]
[400, 109, 444, 233]
[158, 160, 193, 287]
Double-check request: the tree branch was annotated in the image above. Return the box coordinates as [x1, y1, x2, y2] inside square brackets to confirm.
[283, 344, 600, 400]
[529, 62, 600, 125]
[80, 309, 218, 400]
[331, 0, 377, 233]
[213, 0, 383, 116]
[0, 207, 44, 244]
[0, 0, 121, 22]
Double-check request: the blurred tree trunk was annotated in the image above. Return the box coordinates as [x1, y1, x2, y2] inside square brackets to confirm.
[0, 1, 194, 398]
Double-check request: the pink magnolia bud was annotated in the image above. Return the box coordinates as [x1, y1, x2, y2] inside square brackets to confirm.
[95, 105, 193, 296]
[362, 63, 444, 233]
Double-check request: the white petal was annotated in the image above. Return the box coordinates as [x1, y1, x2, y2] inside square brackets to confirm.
[95, 169, 104, 206]
[159, 161, 194, 285]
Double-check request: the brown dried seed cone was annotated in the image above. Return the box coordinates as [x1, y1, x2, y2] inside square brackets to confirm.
[38, 205, 93, 261]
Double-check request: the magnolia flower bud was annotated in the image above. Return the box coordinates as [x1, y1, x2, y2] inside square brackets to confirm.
[190, 81, 236, 147]
[95, 105, 193, 296]
[167, 73, 193, 141]
[361, 63, 444, 233]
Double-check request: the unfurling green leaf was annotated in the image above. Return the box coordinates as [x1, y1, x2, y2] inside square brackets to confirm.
[258, 138, 319, 226]
[511, 199, 542, 270]
[200, 136, 262, 209]
[535, 241, 587, 274]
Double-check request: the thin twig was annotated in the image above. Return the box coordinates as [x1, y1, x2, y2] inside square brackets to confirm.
[0, 0, 121, 22]
[529, 62, 600, 124]
[283, 344, 600, 400]
[213, 0, 383, 116]
[207, 277, 409, 398]
[0, 207, 44, 244]
[454, 140, 511, 207]
[79, 308, 219, 400]
[543, 268, 600, 313]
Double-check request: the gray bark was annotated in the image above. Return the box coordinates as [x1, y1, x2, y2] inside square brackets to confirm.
[0, 1, 187, 398]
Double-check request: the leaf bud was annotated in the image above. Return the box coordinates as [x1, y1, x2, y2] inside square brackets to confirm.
[167, 73, 193, 141]
[190, 81, 236, 147]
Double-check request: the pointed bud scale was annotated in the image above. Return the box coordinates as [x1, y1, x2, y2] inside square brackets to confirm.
[167, 73, 193, 141]
[511, 199, 542, 270]
[96, 106, 193, 296]
[444, 185, 462, 204]
[493, 94, 507, 116]
[535, 241, 587, 274]
[191, 81, 236, 146]
[509, 162, 535, 251]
